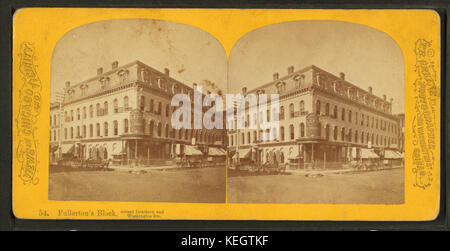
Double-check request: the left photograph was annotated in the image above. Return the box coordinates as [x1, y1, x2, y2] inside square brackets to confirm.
[48, 19, 228, 203]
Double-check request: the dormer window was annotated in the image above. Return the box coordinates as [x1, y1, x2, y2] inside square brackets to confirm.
[100, 77, 110, 89]
[118, 69, 129, 83]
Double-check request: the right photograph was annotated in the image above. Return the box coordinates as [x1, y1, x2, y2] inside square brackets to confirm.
[226, 21, 405, 204]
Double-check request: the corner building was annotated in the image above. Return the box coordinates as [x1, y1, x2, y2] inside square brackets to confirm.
[228, 65, 402, 169]
[54, 60, 226, 165]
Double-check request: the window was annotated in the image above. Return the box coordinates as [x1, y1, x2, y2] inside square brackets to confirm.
[70, 110, 74, 121]
[104, 101, 108, 115]
[104, 122, 108, 136]
[157, 123, 162, 137]
[348, 110, 352, 123]
[82, 125, 86, 138]
[348, 129, 352, 142]
[316, 100, 321, 115]
[334, 126, 338, 140]
[325, 125, 330, 140]
[124, 119, 129, 133]
[290, 103, 294, 118]
[299, 101, 305, 114]
[325, 103, 330, 116]
[124, 96, 129, 110]
[280, 106, 285, 120]
[300, 123, 305, 137]
[355, 130, 358, 143]
[140, 96, 145, 111]
[341, 108, 345, 121]
[158, 102, 162, 115]
[165, 125, 169, 138]
[77, 108, 80, 120]
[83, 107, 87, 119]
[280, 126, 285, 141]
[96, 123, 100, 137]
[89, 105, 93, 118]
[96, 103, 101, 116]
[253, 131, 257, 143]
[76, 126, 80, 138]
[290, 124, 294, 140]
[150, 99, 154, 113]
[333, 106, 337, 119]
[149, 121, 154, 136]
[166, 104, 170, 117]
[247, 132, 251, 144]
[70, 127, 73, 139]
[113, 99, 118, 113]
[241, 133, 245, 144]
[341, 127, 345, 141]
[64, 128, 67, 139]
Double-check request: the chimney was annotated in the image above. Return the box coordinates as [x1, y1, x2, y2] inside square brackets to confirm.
[339, 72, 345, 80]
[368, 86, 373, 94]
[112, 61, 119, 70]
[288, 66, 294, 74]
[273, 73, 279, 80]
[97, 67, 103, 76]
[65, 81, 71, 88]
[242, 86, 247, 95]
[383, 94, 387, 101]
[164, 68, 170, 76]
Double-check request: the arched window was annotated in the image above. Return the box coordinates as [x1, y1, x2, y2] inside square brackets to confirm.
[316, 100, 321, 115]
[149, 121, 154, 136]
[113, 99, 118, 113]
[76, 126, 80, 137]
[83, 107, 87, 118]
[334, 126, 338, 140]
[325, 103, 330, 116]
[165, 124, 169, 138]
[104, 122, 108, 136]
[158, 102, 162, 115]
[124, 119, 129, 133]
[150, 99, 154, 113]
[89, 124, 93, 137]
[348, 110, 352, 123]
[96, 123, 101, 136]
[325, 124, 330, 140]
[96, 103, 101, 116]
[70, 127, 73, 139]
[157, 123, 162, 137]
[300, 123, 305, 137]
[104, 101, 108, 115]
[140, 96, 145, 111]
[341, 108, 345, 121]
[253, 131, 257, 143]
[333, 106, 337, 119]
[299, 100, 305, 114]
[82, 125, 86, 138]
[348, 129, 352, 142]
[77, 108, 80, 120]
[341, 127, 345, 141]
[290, 124, 295, 140]
[89, 105, 93, 118]
[289, 103, 295, 118]
[124, 96, 129, 110]
[280, 126, 285, 141]
[355, 130, 358, 143]
[280, 106, 285, 120]
[113, 121, 118, 135]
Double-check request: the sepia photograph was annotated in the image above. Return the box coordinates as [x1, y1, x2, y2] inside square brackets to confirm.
[226, 21, 405, 204]
[48, 19, 228, 203]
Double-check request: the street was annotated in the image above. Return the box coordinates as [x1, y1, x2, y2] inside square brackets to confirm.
[49, 166, 226, 203]
[227, 168, 404, 204]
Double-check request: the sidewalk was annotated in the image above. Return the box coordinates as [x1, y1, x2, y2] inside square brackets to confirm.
[286, 166, 404, 176]
[110, 164, 180, 172]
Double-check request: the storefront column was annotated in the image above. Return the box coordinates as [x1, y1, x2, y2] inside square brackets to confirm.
[311, 143, 315, 169]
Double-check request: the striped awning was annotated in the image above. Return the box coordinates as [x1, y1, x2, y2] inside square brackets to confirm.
[384, 150, 403, 159]
[208, 147, 226, 156]
[61, 144, 74, 154]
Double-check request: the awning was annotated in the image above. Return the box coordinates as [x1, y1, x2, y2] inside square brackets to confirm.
[360, 148, 379, 159]
[232, 148, 252, 159]
[61, 144, 74, 154]
[385, 150, 403, 159]
[185, 145, 203, 156]
[208, 147, 226, 156]
[49, 144, 59, 153]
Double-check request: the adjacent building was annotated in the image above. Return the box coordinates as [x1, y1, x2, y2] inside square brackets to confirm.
[227, 65, 403, 169]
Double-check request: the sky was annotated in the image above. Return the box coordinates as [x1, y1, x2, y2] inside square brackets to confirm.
[50, 19, 227, 101]
[228, 21, 405, 114]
